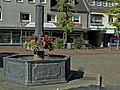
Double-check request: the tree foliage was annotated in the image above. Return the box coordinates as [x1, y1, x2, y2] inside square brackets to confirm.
[107, 1, 120, 27]
[107, 0, 120, 50]
[56, 0, 76, 48]
[57, 0, 75, 32]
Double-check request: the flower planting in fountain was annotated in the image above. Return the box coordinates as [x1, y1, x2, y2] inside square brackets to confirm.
[23, 34, 53, 51]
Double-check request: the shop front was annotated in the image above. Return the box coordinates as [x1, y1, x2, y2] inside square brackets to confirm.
[0, 23, 90, 46]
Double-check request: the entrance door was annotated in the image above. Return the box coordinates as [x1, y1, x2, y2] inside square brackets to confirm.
[88, 31, 102, 47]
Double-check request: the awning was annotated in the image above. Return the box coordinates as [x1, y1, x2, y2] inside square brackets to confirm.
[25, 22, 57, 28]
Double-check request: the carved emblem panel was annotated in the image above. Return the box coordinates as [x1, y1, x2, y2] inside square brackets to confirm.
[32, 63, 61, 81]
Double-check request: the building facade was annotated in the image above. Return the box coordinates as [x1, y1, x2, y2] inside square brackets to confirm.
[0, 0, 90, 45]
[0, 0, 116, 47]
[86, 0, 116, 47]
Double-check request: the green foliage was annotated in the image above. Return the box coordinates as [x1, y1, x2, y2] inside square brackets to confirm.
[107, 1, 120, 29]
[106, 1, 120, 50]
[57, 0, 75, 33]
[54, 38, 64, 49]
[73, 37, 85, 49]
[107, 0, 120, 3]
[56, 0, 76, 48]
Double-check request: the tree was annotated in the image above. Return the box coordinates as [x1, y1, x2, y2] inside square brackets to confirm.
[56, 0, 75, 48]
[107, 0, 120, 50]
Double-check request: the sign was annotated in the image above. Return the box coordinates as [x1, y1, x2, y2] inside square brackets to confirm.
[106, 30, 115, 34]
[74, 23, 82, 27]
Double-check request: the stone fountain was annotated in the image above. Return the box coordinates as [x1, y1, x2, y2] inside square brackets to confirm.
[3, 4, 71, 85]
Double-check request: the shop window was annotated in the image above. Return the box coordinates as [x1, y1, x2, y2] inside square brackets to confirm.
[97, 0, 101, 6]
[91, 14, 103, 24]
[20, 12, 31, 22]
[47, 14, 57, 22]
[0, 12, 2, 20]
[28, 0, 35, 3]
[90, 0, 95, 6]
[12, 32, 21, 43]
[0, 33, 11, 43]
[52, 32, 63, 39]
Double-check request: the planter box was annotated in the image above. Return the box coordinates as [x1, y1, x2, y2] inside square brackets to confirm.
[3, 54, 70, 85]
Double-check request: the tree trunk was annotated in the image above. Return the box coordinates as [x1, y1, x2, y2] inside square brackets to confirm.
[64, 32, 67, 49]
[116, 35, 119, 50]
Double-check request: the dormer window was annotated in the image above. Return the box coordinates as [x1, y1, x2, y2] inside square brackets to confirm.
[90, 0, 95, 6]
[103, 1, 108, 7]
[28, 0, 35, 3]
[109, 2, 114, 7]
[97, 0, 101, 6]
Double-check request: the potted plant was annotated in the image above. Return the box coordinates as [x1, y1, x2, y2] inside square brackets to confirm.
[23, 34, 53, 60]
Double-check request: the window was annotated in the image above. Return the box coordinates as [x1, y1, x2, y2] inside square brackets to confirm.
[50, 0, 57, 7]
[47, 14, 57, 22]
[28, 0, 35, 3]
[91, 14, 103, 24]
[90, 0, 95, 6]
[97, 0, 101, 6]
[4, 0, 11, 1]
[0, 12, 1, 20]
[20, 13, 31, 22]
[103, 1, 107, 7]
[109, 2, 114, 7]
[16, 0, 23, 3]
[72, 16, 81, 23]
[69, 16, 81, 23]
[0, 33, 11, 43]
[40, 0, 46, 3]
[108, 15, 113, 23]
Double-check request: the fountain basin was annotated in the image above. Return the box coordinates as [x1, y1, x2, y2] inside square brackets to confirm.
[3, 54, 70, 85]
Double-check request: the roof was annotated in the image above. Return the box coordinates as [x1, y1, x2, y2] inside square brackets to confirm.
[50, 0, 88, 13]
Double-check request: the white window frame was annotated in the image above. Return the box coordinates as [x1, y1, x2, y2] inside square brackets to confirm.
[28, 0, 35, 3]
[109, 2, 114, 7]
[40, 0, 46, 4]
[103, 1, 107, 7]
[72, 16, 81, 23]
[91, 14, 103, 24]
[4, 0, 11, 1]
[17, 0, 23, 3]
[90, 0, 95, 6]
[97, 0, 101, 6]
[20, 13, 31, 22]
[47, 14, 57, 23]
[0, 12, 2, 21]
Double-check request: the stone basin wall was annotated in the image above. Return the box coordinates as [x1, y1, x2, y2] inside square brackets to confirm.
[3, 54, 70, 85]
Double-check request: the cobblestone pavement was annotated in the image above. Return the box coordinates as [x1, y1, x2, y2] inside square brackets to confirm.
[1, 46, 120, 90]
